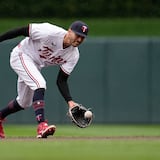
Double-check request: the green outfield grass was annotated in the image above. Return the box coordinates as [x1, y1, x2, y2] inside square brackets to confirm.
[3, 124, 160, 137]
[1, 18, 160, 36]
[0, 124, 160, 160]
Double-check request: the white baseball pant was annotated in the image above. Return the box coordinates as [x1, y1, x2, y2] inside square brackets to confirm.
[10, 47, 46, 108]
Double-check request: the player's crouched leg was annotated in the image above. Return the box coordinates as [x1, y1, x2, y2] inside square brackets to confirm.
[33, 88, 56, 138]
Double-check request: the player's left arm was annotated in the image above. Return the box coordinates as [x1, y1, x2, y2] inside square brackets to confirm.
[56, 68, 76, 107]
[0, 25, 29, 42]
[56, 68, 72, 102]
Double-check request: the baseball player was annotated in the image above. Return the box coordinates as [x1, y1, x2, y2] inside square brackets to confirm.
[0, 20, 89, 138]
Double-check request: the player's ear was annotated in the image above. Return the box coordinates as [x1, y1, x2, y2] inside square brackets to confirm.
[68, 28, 73, 33]
[65, 29, 72, 38]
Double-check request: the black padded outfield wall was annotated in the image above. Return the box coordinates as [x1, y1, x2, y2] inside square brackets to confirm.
[0, 37, 160, 124]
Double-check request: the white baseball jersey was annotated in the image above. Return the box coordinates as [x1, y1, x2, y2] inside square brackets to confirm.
[18, 23, 79, 75]
[9, 23, 80, 108]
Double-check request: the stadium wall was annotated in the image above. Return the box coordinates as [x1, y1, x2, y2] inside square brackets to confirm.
[0, 37, 160, 124]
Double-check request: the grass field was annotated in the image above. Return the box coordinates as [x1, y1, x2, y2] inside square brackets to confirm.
[1, 18, 160, 36]
[1, 124, 160, 160]
[1, 18, 160, 159]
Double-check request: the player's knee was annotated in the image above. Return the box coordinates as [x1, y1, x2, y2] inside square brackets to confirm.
[39, 81, 47, 90]
[38, 79, 46, 89]
[33, 79, 46, 90]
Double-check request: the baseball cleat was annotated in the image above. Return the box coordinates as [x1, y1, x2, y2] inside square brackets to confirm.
[0, 119, 5, 138]
[37, 121, 56, 138]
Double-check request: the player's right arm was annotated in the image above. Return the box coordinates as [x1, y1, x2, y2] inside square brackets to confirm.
[0, 26, 29, 42]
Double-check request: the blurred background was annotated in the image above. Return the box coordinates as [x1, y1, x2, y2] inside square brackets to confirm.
[0, 0, 160, 124]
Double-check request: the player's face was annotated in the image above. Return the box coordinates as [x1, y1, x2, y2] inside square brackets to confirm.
[65, 29, 85, 47]
[70, 32, 85, 47]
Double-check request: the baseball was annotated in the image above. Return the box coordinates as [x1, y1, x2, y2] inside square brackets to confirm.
[84, 110, 93, 119]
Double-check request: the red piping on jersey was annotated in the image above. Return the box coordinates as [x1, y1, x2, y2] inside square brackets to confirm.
[19, 52, 41, 88]
[60, 66, 70, 75]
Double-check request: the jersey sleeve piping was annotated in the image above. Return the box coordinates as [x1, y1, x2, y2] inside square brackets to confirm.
[60, 66, 70, 75]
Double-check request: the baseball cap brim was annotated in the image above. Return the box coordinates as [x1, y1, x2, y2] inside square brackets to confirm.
[72, 30, 87, 38]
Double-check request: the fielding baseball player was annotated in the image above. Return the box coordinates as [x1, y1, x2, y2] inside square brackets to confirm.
[0, 20, 89, 138]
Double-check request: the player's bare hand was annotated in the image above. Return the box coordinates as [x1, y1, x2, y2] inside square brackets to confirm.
[68, 100, 78, 109]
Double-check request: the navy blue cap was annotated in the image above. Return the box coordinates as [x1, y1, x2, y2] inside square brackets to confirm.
[70, 20, 89, 37]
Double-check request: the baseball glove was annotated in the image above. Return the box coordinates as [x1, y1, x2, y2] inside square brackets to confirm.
[68, 104, 93, 128]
